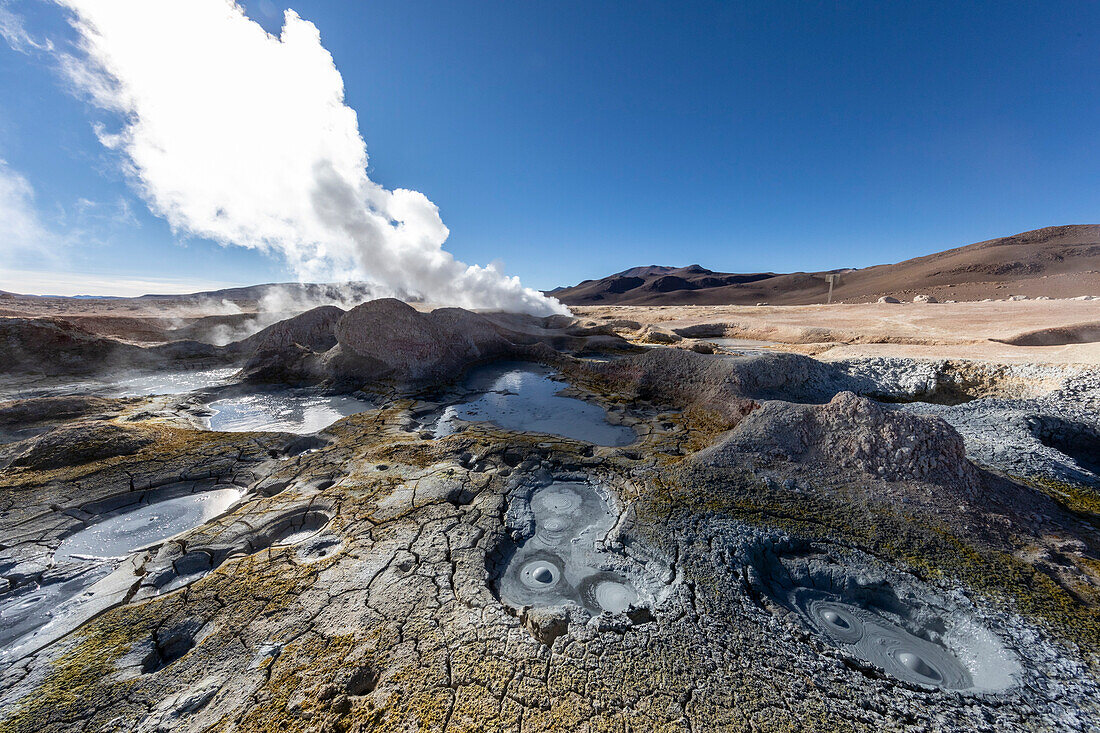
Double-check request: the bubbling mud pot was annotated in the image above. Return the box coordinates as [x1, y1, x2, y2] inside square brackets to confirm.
[495, 481, 662, 617]
[794, 590, 975, 689]
[754, 547, 1022, 693]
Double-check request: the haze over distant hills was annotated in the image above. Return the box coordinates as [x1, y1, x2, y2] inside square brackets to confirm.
[550, 225, 1100, 306]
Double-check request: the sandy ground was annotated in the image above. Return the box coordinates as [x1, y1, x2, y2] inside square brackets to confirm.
[575, 300, 1100, 365]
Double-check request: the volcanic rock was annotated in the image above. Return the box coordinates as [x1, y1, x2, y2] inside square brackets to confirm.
[702, 391, 980, 491]
[6, 423, 154, 471]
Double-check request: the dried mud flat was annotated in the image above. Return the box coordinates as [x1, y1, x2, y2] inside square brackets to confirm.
[2, 298, 1100, 732]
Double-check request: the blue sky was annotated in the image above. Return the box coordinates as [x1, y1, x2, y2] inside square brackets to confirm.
[1, 0, 1098, 295]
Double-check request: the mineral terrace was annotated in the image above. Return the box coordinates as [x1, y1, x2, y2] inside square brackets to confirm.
[2, 297, 1099, 732]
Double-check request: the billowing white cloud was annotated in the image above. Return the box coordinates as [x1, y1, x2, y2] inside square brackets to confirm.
[56, 0, 567, 316]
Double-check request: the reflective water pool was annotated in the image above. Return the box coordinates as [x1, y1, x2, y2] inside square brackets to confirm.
[433, 363, 635, 446]
[55, 488, 242, 562]
[110, 367, 239, 397]
[708, 338, 777, 355]
[204, 392, 374, 434]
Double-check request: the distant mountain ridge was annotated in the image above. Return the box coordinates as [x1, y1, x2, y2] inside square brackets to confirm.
[550, 225, 1100, 305]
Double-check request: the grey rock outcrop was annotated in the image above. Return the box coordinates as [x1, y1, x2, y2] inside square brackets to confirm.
[701, 391, 980, 492]
[240, 298, 636, 390]
[5, 423, 154, 471]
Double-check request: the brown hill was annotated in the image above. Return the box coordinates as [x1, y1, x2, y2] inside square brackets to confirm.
[552, 225, 1100, 305]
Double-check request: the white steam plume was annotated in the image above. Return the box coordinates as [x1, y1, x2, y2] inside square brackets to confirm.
[56, 0, 567, 316]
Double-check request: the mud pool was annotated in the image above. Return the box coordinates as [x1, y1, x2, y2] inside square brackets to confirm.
[432, 363, 635, 446]
[497, 482, 651, 615]
[55, 487, 241, 562]
[760, 551, 1021, 693]
[0, 565, 114, 652]
[204, 392, 374, 433]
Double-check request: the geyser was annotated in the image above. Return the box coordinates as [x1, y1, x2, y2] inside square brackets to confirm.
[56, 0, 567, 317]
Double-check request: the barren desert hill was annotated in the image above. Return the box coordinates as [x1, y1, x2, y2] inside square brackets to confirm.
[551, 225, 1100, 306]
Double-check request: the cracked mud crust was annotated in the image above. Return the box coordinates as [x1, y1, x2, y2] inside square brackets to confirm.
[2, 340, 1100, 732]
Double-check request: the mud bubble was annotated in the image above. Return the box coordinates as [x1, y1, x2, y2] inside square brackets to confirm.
[495, 481, 661, 617]
[755, 549, 1021, 692]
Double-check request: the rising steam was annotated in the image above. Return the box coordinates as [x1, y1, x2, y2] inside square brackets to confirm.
[56, 0, 567, 316]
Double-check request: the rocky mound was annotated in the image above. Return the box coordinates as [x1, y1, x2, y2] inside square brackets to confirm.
[0, 317, 228, 376]
[241, 298, 635, 390]
[0, 318, 146, 376]
[233, 305, 344, 355]
[568, 348, 853, 422]
[701, 391, 980, 492]
[330, 300, 515, 384]
[5, 423, 154, 471]
[0, 396, 118, 427]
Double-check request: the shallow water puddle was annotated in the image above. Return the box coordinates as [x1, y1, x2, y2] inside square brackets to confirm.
[498, 482, 645, 615]
[708, 338, 777, 355]
[55, 488, 241, 562]
[433, 363, 635, 446]
[205, 392, 373, 433]
[0, 564, 114, 651]
[110, 367, 239, 397]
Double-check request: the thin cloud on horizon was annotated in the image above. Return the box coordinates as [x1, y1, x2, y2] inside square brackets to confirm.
[0, 268, 246, 298]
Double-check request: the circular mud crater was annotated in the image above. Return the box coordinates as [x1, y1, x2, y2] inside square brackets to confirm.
[753, 548, 1022, 693]
[493, 480, 670, 629]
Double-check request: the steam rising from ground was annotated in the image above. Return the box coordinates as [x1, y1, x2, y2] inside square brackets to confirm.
[56, 0, 566, 317]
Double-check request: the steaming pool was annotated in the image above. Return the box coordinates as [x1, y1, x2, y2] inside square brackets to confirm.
[0, 366, 239, 402]
[432, 363, 635, 446]
[204, 392, 374, 434]
[109, 367, 239, 397]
